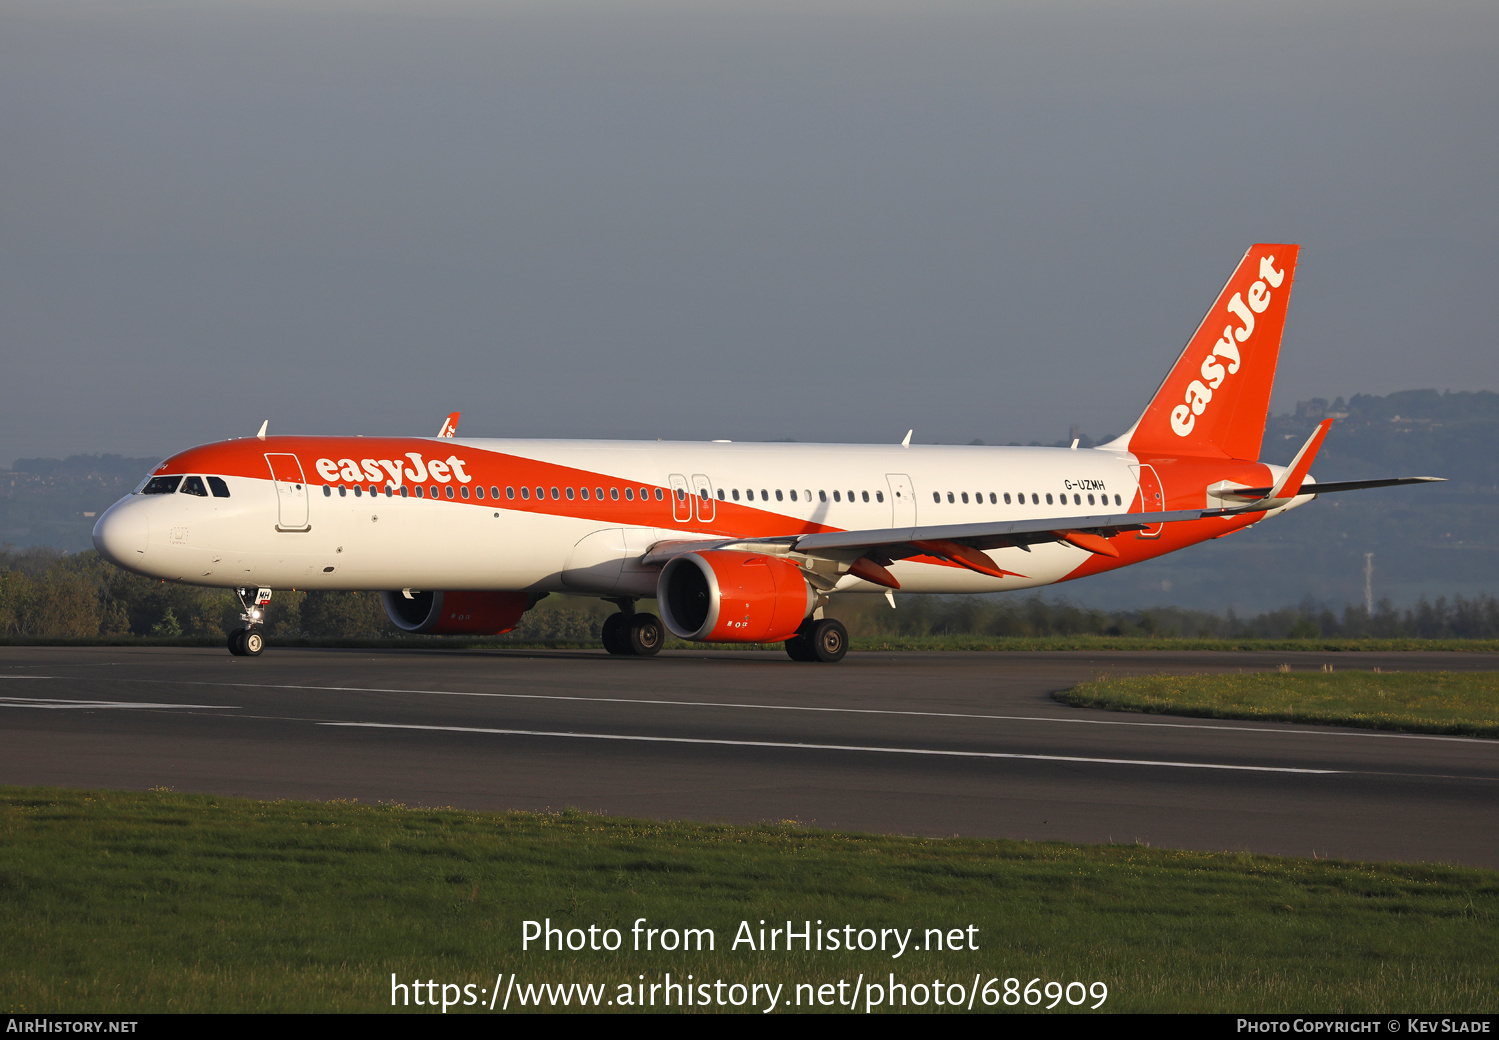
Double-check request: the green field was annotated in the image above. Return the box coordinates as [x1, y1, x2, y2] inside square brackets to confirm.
[1, 787, 1495, 1013]
[1057, 670, 1499, 738]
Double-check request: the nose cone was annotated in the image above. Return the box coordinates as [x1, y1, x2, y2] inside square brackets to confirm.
[93, 499, 149, 567]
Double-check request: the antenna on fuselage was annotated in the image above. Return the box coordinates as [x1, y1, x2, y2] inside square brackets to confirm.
[256, 420, 268, 440]
[901, 430, 912, 448]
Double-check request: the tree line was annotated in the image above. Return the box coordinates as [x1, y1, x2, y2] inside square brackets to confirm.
[3, 545, 1499, 642]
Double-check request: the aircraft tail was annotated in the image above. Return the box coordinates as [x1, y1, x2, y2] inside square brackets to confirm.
[1113, 244, 1300, 462]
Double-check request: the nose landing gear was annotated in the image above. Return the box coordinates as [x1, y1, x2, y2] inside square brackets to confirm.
[227, 587, 272, 657]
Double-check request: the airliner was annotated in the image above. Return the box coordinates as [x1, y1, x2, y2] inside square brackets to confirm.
[91, 244, 1437, 661]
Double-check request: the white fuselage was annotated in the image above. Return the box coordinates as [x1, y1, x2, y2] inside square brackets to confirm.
[97, 436, 1274, 598]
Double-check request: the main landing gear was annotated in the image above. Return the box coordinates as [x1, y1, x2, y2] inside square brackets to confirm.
[784, 617, 848, 663]
[227, 587, 272, 657]
[601, 601, 664, 657]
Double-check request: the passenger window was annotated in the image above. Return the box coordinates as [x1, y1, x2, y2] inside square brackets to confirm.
[1004, 492, 1011, 504]
[932, 492, 940, 503]
[1115, 494, 1122, 506]
[675, 488, 686, 501]
[732, 489, 740, 501]
[652, 488, 661, 500]
[400, 486, 409, 498]
[861, 490, 869, 503]
[775, 489, 783, 501]
[323, 485, 332, 497]
[461, 486, 471, 499]
[596, 487, 604, 500]
[961, 492, 968, 504]
[142, 476, 182, 495]
[519, 487, 529, 500]
[208, 476, 231, 498]
[875, 491, 883, 503]
[506, 487, 515, 499]
[475, 486, 484, 499]
[717, 488, 725, 500]
[833, 491, 841, 502]
[1074, 493, 1081, 505]
[611, 488, 619, 501]
[758, 489, 766, 501]
[550, 487, 559, 500]
[947, 492, 954, 503]
[820, 491, 827, 502]
[790, 490, 798, 502]
[578, 487, 587, 500]
[1046, 493, 1054, 505]
[354, 485, 364, 498]
[1087, 493, 1095, 505]
[1031, 493, 1039, 505]
[624, 488, 633, 501]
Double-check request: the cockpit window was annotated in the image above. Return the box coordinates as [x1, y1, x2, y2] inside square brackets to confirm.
[208, 477, 231, 498]
[142, 476, 182, 495]
[180, 476, 209, 497]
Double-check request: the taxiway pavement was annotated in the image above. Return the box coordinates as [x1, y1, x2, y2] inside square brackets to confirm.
[1, 646, 1496, 867]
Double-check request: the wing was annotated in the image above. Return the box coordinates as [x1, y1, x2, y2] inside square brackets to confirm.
[641, 505, 1235, 587]
[641, 479, 1443, 588]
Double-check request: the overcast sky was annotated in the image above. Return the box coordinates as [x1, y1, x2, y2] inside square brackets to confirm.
[3, 0, 1496, 465]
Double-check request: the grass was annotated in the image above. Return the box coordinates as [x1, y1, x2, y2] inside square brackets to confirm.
[1056, 671, 1499, 738]
[0, 787, 1496, 1013]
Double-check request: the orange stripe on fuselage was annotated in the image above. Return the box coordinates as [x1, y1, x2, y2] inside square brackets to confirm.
[156, 436, 843, 542]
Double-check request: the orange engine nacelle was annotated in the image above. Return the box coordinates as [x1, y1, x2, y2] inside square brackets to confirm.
[381, 590, 530, 635]
[657, 550, 816, 642]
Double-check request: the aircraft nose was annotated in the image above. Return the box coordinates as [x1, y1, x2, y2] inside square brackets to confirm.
[92, 500, 149, 566]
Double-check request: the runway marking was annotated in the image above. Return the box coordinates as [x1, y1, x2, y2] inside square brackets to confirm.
[126, 679, 1499, 746]
[0, 696, 236, 710]
[322, 722, 1342, 774]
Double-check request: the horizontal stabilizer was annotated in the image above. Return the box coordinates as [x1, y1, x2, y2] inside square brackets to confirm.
[1212, 476, 1446, 501]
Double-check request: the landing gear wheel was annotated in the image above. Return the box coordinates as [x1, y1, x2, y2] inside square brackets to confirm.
[627, 613, 664, 657]
[227, 629, 247, 656]
[601, 612, 631, 655]
[807, 618, 848, 663]
[784, 634, 816, 661]
[242, 629, 265, 656]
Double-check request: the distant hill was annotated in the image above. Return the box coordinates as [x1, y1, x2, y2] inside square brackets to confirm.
[0, 455, 159, 550]
[1048, 390, 1499, 612]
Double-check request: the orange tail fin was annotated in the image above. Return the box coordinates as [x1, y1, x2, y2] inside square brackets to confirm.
[1122, 244, 1300, 461]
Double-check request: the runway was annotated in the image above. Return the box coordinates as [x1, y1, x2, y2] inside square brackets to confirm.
[2, 645, 1497, 867]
